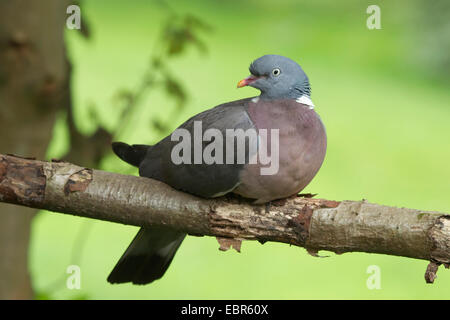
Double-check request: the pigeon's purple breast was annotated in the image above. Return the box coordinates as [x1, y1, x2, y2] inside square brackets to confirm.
[233, 99, 327, 203]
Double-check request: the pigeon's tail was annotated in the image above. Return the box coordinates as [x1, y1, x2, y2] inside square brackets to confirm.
[112, 142, 149, 167]
[107, 227, 186, 285]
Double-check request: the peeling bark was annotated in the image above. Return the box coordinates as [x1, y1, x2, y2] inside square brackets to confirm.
[216, 237, 242, 252]
[425, 261, 440, 284]
[63, 168, 93, 195]
[0, 154, 449, 283]
[0, 155, 46, 205]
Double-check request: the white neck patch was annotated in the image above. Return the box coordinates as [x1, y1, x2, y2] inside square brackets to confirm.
[296, 95, 315, 109]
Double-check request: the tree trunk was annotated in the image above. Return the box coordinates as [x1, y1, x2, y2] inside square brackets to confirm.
[0, 0, 69, 299]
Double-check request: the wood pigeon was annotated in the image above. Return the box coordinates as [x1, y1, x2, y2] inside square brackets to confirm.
[107, 54, 327, 284]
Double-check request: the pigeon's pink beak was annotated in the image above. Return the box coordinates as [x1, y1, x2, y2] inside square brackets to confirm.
[237, 75, 260, 88]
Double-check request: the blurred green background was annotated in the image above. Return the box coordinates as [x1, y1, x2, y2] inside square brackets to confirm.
[30, 0, 449, 299]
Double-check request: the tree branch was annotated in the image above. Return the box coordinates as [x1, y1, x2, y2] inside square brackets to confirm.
[0, 154, 449, 283]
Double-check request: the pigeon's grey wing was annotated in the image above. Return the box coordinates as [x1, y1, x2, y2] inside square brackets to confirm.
[139, 98, 258, 198]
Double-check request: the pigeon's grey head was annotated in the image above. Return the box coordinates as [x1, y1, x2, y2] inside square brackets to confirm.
[237, 55, 311, 100]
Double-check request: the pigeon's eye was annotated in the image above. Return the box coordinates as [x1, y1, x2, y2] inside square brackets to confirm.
[272, 68, 281, 76]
